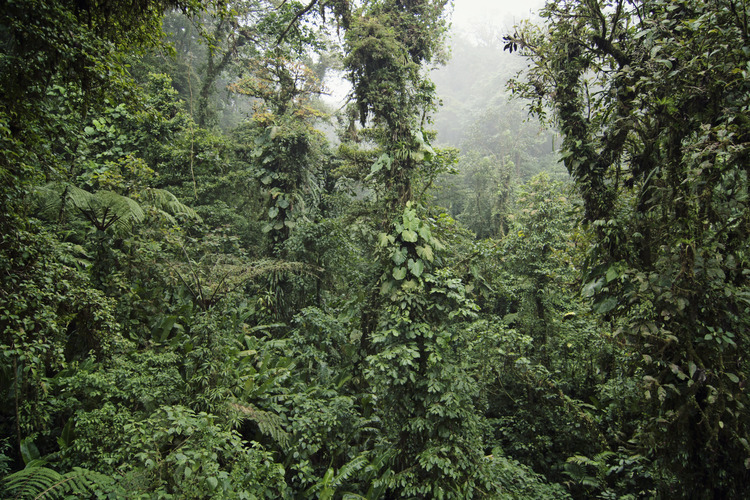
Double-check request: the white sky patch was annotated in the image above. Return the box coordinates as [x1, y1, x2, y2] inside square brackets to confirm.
[321, 69, 350, 110]
[447, 0, 546, 47]
[449, 0, 545, 31]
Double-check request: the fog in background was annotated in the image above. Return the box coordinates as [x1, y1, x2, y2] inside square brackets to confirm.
[322, 0, 560, 184]
[449, 0, 545, 34]
[431, 0, 560, 171]
[429, 0, 567, 229]
[324, 1, 546, 107]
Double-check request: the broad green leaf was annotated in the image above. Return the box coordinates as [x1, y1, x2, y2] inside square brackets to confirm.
[381, 279, 396, 295]
[392, 247, 407, 265]
[369, 153, 391, 177]
[416, 245, 434, 262]
[593, 297, 617, 314]
[153, 315, 176, 343]
[403, 215, 419, 232]
[392, 266, 407, 280]
[582, 277, 604, 297]
[401, 229, 418, 242]
[59, 417, 76, 448]
[408, 258, 424, 277]
[378, 232, 390, 247]
[605, 266, 618, 282]
[402, 279, 418, 291]
[20, 437, 40, 465]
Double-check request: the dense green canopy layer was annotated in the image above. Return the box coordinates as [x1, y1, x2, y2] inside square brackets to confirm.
[1, 1, 748, 498]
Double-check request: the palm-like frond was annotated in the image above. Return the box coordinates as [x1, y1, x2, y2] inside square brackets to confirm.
[33, 182, 145, 234]
[231, 403, 290, 449]
[170, 255, 321, 310]
[33, 183, 198, 234]
[32, 182, 92, 223]
[306, 453, 370, 500]
[2, 465, 118, 499]
[80, 190, 145, 233]
[143, 187, 201, 223]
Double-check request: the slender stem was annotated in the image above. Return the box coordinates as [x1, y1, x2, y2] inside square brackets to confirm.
[14, 357, 21, 454]
[187, 44, 198, 200]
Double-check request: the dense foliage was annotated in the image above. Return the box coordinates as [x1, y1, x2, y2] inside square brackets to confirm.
[1, 0, 749, 498]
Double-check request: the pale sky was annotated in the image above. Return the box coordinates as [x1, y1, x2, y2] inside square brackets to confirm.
[448, 0, 545, 33]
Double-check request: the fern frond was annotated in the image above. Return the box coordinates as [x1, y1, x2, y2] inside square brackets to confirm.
[32, 182, 94, 223]
[34, 182, 146, 234]
[65, 184, 96, 209]
[170, 255, 321, 309]
[91, 190, 145, 234]
[2, 465, 116, 499]
[144, 188, 201, 222]
[32, 183, 64, 221]
[231, 403, 290, 449]
[3, 466, 62, 499]
[330, 453, 368, 489]
[594, 450, 616, 462]
[238, 259, 322, 281]
[309, 454, 369, 500]
[567, 454, 597, 467]
[34, 182, 188, 235]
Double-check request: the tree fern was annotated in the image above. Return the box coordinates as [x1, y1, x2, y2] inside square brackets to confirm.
[324, 453, 368, 494]
[2, 465, 119, 499]
[231, 403, 290, 449]
[305, 453, 369, 500]
[170, 256, 320, 310]
[33, 182, 144, 234]
[143, 187, 201, 223]
[564, 451, 617, 490]
[33, 183, 199, 234]
[81, 190, 145, 233]
[32, 182, 92, 223]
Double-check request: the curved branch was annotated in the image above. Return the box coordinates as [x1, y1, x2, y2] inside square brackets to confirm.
[276, 0, 318, 45]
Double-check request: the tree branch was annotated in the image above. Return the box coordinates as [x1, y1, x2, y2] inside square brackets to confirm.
[276, 0, 318, 45]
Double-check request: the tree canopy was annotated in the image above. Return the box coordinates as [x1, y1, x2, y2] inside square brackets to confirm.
[1, 0, 749, 498]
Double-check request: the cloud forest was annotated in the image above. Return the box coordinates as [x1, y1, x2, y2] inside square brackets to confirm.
[1, 1, 749, 498]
